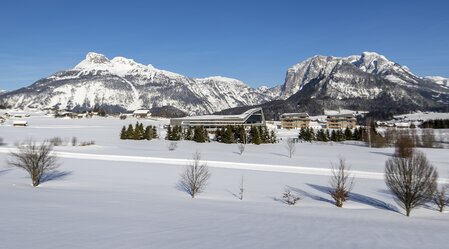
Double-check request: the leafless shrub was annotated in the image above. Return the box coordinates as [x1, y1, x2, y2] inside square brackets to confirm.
[8, 140, 59, 187]
[238, 176, 244, 200]
[49, 137, 63, 146]
[282, 189, 300, 205]
[237, 143, 245, 155]
[71, 137, 77, 146]
[421, 129, 435, 148]
[285, 138, 296, 158]
[168, 141, 178, 151]
[385, 150, 438, 216]
[434, 186, 448, 213]
[329, 157, 354, 207]
[179, 152, 210, 198]
[79, 140, 95, 146]
[395, 134, 415, 158]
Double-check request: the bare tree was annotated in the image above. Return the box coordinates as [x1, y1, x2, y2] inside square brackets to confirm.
[282, 189, 300, 205]
[395, 133, 415, 158]
[168, 141, 178, 151]
[285, 138, 296, 158]
[238, 176, 244, 200]
[237, 143, 245, 155]
[385, 151, 438, 216]
[71, 136, 77, 146]
[8, 140, 59, 187]
[434, 185, 448, 213]
[179, 152, 210, 198]
[329, 157, 354, 207]
[421, 129, 435, 148]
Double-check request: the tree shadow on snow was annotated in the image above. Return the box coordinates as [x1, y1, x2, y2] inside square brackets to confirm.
[41, 170, 72, 183]
[369, 151, 395, 157]
[306, 183, 400, 213]
[286, 185, 334, 205]
[0, 168, 12, 176]
[270, 152, 289, 158]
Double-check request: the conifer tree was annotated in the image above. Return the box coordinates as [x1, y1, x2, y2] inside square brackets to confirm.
[144, 126, 153, 140]
[193, 126, 206, 143]
[152, 126, 158, 139]
[331, 130, 337, 142]
[126, 124, 135, 139]
[239, 126, 246, 144]
[344, 128, 352, 141]
[223, 126, 234, 144]
[270, 129, 277, 143]
[120, 125, 127, 139]
[252, 126, 261, 145]
[166, 125, 172, 140]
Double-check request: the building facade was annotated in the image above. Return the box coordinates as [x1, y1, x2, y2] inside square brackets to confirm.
[280, 113, 311, 129]
[326, 114, 357, 129]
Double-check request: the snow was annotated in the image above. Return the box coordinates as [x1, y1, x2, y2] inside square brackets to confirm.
[425, 76, 449, 87]
[394, 111, 449, 121]
[0, 113, 449, 248]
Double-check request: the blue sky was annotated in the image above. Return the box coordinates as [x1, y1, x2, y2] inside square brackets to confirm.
[0, 0, 448, 90]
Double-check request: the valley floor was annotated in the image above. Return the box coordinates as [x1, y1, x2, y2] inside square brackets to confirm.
[0, 113, 448, 249]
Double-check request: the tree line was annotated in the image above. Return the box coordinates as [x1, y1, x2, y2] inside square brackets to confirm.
[298, 127, 364, 142]
[120, 122, 158, 140]
[420, 119, 449, 129]
[166, 125, 277, 144]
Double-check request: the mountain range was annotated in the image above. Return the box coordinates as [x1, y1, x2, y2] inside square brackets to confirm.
[219, 52, 449, 119]
[0, 52, 278, 114]
[1, 52, 448, 118]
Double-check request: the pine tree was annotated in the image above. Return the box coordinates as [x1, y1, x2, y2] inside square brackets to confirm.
[126, 124, 135, 139]
[344, 128, 352, 141]
[299, 127, 306, 141]
[144, 126, 153, 140]
[270, 129, 277, 143]
[152, 126, 158, 139]
[252, 126, 261, 145]
[239, 126, 247, 144]
[120, 126, 127, 139]
[166, 125, 172, 140]
[223, 126, 234, 144]
[331, 130, 337, 142]
[193, 126, 206, 143]
[214, 128, 222, 142]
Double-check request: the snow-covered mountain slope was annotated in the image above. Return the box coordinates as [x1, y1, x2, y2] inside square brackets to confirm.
[0, 53, 276, 114]
[220, 52, 449, 119]
[424, 76, 449, 88]
[280, 52, 424, 99]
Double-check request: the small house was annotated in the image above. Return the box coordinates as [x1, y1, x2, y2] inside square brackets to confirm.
[13, 120, 28, 127]
[133, 109, 150, 119]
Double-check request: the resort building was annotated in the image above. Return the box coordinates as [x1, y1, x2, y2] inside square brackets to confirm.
[280, 113, 311, 129]
[326, 114, 357, 129]
[170, 107, 265, 129]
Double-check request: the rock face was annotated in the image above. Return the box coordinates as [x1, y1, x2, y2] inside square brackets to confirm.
[219, 52, 449, 119]
[0, 52, 277, 114]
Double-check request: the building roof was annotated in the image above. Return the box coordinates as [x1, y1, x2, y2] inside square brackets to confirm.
[171, 107, 263, 123]
[133, 110, 150, 115]
[280, 113, 310, 119]
[327, 114, 356, 119]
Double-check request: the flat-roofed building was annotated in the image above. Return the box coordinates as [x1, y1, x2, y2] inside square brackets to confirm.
[326, 114, 357, 129]
[280, 113, 310, 129]
[170, 108, 265, 129]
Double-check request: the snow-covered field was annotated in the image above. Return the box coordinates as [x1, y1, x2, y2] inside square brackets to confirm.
[1, 113, 449, 249]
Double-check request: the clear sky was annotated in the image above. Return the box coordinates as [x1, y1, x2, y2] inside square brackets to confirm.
[0, 0, 448, 90]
